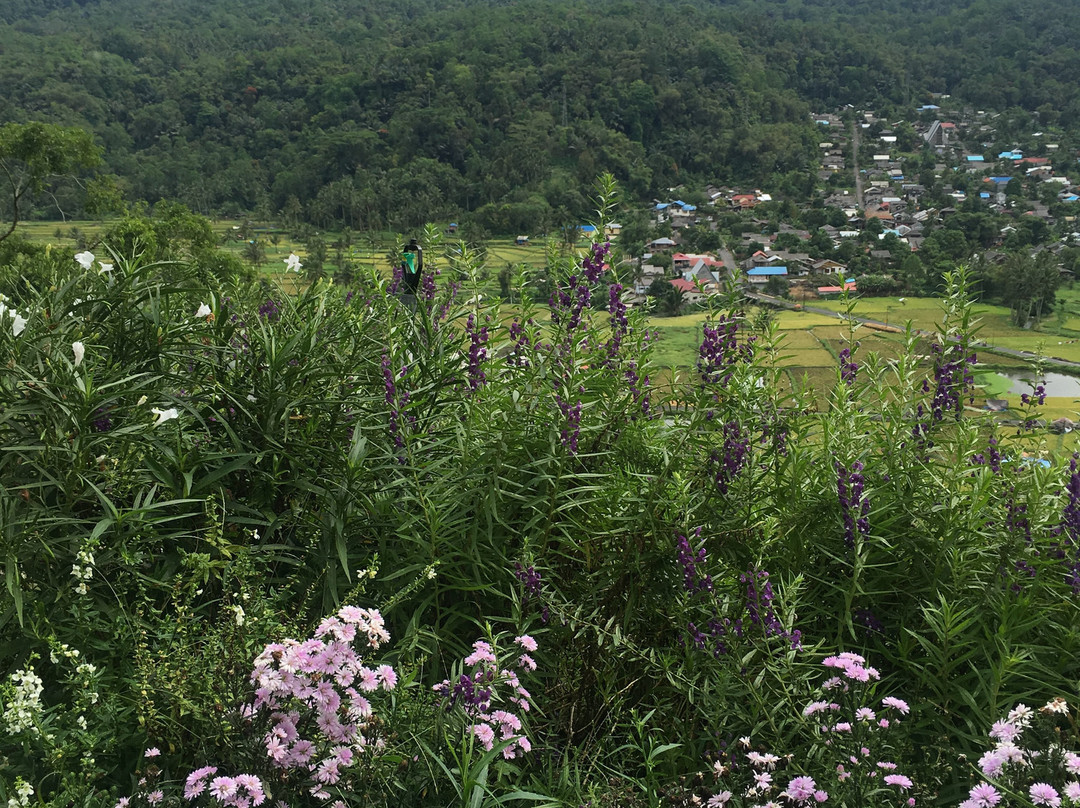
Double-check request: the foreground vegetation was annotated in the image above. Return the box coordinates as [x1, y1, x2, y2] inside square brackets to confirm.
[2, 189, 1080, 807]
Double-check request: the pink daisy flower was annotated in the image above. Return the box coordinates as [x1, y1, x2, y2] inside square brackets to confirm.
[472, 722, 496, 750]
[1029, 783, 1061, 807]
[881, 696, 910, 714]
[967, 783, 1001, 807]
[515, 635, 538, 652]
[378, 665, 397, 690]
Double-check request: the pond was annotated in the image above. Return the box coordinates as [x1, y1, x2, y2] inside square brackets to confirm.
[998, 370, 1080, 397]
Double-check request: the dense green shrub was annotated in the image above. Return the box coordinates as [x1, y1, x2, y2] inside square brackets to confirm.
[1, 182, 1078, 806]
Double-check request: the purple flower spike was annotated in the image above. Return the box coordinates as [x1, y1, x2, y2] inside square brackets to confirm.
[698, 316, 754, 386]
[465, 314, 489, 392]
[837, 461, 870, 551]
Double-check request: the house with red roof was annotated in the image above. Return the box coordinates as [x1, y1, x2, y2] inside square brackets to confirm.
[669, 277, 709, 304]
[817, 281, 857, 296]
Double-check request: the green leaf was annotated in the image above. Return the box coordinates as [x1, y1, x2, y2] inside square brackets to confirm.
[5, 556, 23, 627]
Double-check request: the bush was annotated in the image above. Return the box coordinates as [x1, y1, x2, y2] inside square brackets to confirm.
[1, 181, 1078, 807]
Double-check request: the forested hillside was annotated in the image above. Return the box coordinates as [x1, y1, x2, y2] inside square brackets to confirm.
[4, 0, 1080, 227]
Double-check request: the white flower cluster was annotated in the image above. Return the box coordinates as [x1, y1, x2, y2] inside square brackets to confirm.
[151, 407, 179, 427]
[49, 644, 100, 707]
[7, 778, 32, 808]
[3, 667, 44, 736]
[0, 294, 28, 337]
[49, 643, 80, 664]
[75, 251, 112, 275]
[76, 660, 99, 705]
[71, 548, 94, 595]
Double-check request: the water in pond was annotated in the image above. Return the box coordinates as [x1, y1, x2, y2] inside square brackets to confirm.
[997, 371, 1080, 397]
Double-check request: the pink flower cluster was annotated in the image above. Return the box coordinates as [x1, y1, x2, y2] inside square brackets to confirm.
[822, 652, 880, 683]
[960, 700, 1080, 808]
[976, 704, 1034, 780]
[710, 747, 830, 805]
[247, 606, 396, 801]
[435, 635, 538, 760]
[115, 762, 267, 808]
[184, 769, 266, 807]
[781, 775, 828, 803]
[703, 654, 917, 808]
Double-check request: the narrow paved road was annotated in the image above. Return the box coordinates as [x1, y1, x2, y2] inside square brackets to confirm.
[744, 291, 1080, 372]
[852, 117, 864, 210]
[717, 243, 738, 275]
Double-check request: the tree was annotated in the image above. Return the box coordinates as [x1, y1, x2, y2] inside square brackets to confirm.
[498, 264, 513, 301]
[764, 275, 788, 297]
[856, 274, 899, 296]
[899, 254, 928, 293]
[243, 238, 266, 268]
[304, 233, 328, 280]
[0, 122, 101, 244]
[995, 251, 1063, 327]
[646, 278, 684, 316]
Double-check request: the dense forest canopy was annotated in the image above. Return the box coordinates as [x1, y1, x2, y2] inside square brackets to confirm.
[4, 0, 1080, 228]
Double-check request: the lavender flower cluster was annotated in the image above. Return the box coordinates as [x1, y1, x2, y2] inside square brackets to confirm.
[257, 299, 281, 322]
[582, 241, 609, 284]
[971, 437, 1003, 475]
[928, 340, 976, 422]
[549, 241, 610, 334]
[420, 268, 437, 302]
[465, 313, 489, 392]
[433, 636, 538, 759]
[245, 607, 396, 801]
[677, 540, 802, 657]
[759, 416, 790, 458]
[698, 316, 754, 387]
[556, 393, 583, 454]
[711, 422, 750, 496]
[507, 319, 533, 368]
[434, 279, 461, 324]
[837, 461, 870, 551]
[624, 362, 651, 418]
[1021, 383, 1047, 406]
[605, 282, 629, 362]
[381, 354, 411, 455]
[742, 570, 801, 650]
[1054, 454, 1080, 594]
[676, 529, 713, 595]
[838, 346, 858, 388]
[514, 563, 549, 623]
[387, 264, 403, 296]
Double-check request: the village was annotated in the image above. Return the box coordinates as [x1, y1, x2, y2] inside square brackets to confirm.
[619, 100, 1080, 312]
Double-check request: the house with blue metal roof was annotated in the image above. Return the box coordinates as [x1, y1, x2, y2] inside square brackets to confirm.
[746, 266, 788, 285]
